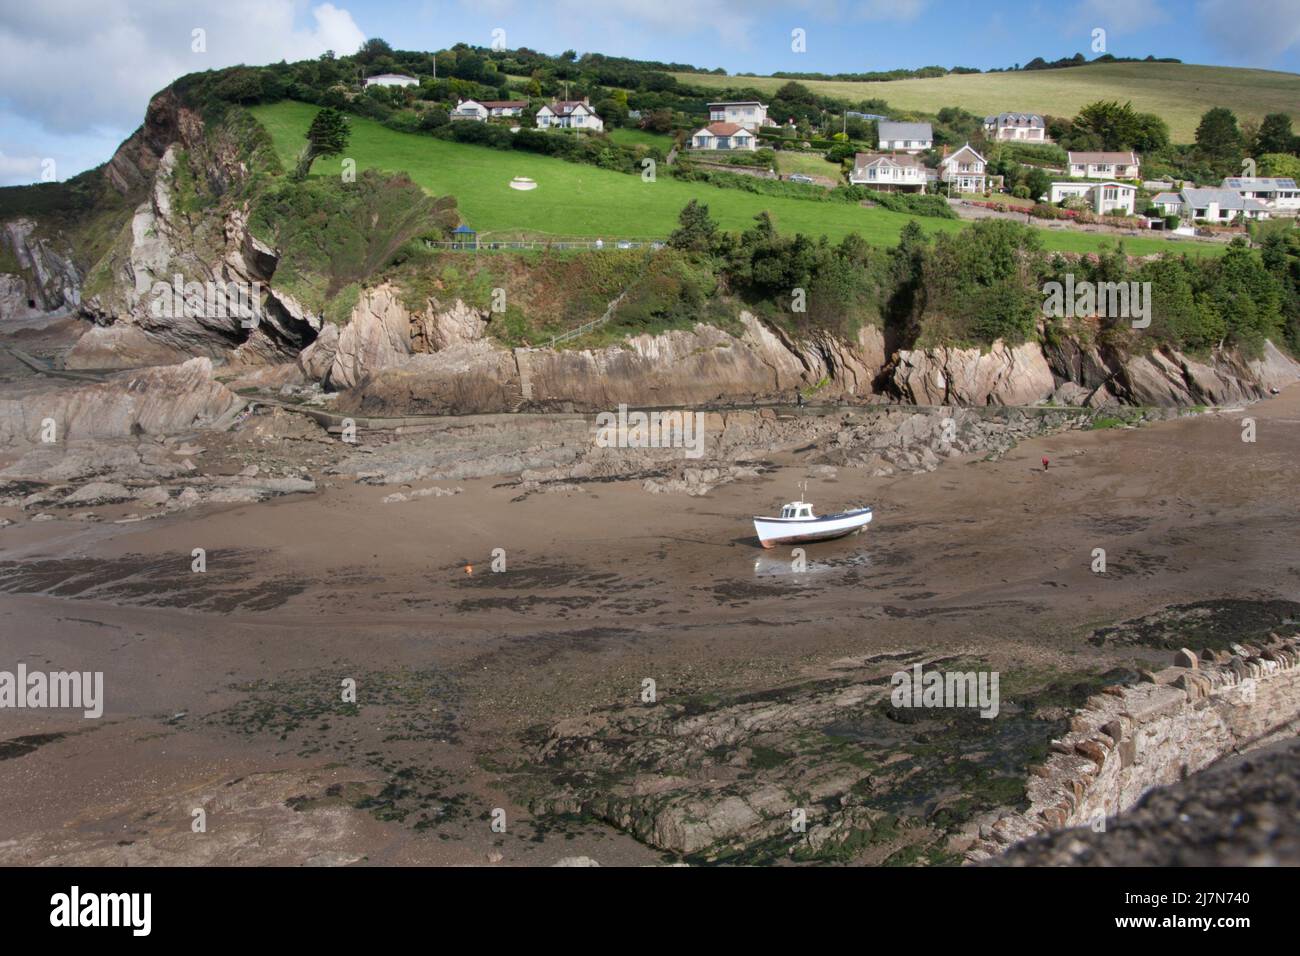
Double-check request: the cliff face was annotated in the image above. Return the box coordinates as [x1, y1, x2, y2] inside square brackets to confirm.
[2, 84, 1296, 409]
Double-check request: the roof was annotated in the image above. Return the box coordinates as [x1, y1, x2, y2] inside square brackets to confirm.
[365, 73, 417, 81]
[482, 100, 527, 109]
[854, 152, 923, 168]
[1152, 192, 1183, 204]
[1222, 177, 1298, 190]
[544, 100, 599, 117]
[708, 101, 767, 108]
[985, 112, 1044, 127]
[940, 143, 987, 166]
[699, 122, 751, 136]
[1068, 151, 1139, 165]
[1182, 188, 1270, 211]
[878, 121, 933, 141]
[846, 112, 889, 121]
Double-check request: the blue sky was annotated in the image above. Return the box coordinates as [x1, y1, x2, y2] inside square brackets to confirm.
[2, 0, 1298, 186]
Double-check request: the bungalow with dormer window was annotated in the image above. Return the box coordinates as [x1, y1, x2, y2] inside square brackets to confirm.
[1153, 188, 1271, 223]
[536, 99, 604, 131]
[849, 152, 927, 192]
[1067, 151, 1140, 180]
[690, 122, 757, 151]
[482, 100, 528, 118]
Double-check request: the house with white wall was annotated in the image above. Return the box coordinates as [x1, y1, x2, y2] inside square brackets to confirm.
[1154, 187, 1271, 223]
[690, 122, 757, 151]
[536, 99, 604, 131]
[1049, 181, 1137, 215]
[983, 113, 1047, 142]
[1067, 151, 1140, 180]
[482, 100, 528, 118]
[1220, 177, 1300, 216]
[364, 73, 418, 88]
[707, 101, 773, 131]
[878, 121, 933, 153]
[451, 99, 489, 121]
[849, 152, 927, 192]
[938, 143, 987, 192]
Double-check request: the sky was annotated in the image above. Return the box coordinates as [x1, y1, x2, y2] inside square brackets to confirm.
[2, 0, 1299, 186]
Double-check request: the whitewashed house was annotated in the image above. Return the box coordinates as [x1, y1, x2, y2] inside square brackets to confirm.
[983, 112, 1047, 142]
[938, 143, 987, 192]
[364, 73, 419, 88]
[849, 152, 927, 192]
[1220, 177, 1300, 216]
[482, 100, 528, 118]
[690, 122, 757, 151]
[707, 101, 773, 131]
[1048, 181, 1137, 215]
[878, 121, 933, 153]
[536, 99, 604, 131]
[451, 99, 489, 121]
[1067, 151, 1140, 180]
[1155, 188, 1271, 224]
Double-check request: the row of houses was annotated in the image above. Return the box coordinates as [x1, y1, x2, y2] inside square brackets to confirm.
[1151, 179, 1300, 223]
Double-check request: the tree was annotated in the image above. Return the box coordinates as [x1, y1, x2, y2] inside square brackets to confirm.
[1255, 113, 1296, 156]
[1024, 167, 1051, 202]
[1259, 153, 1300, 178]
[1072, 100, 1141, 151]
[668, 200, 718, 253]
[1195, 107, 1243, 171]
[293, 107, 350, 181]
[356, 38, 393, 63]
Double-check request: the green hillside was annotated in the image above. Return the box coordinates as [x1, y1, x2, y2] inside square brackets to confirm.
[673, 62, 1300, 143]
[250, 101, 1218, 257]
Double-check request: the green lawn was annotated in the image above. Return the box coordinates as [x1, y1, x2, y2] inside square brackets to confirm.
[607, 127, 675, 150]
[674, 62, 1300, 144]
[250, 101, 1218, 256]
[775, 151, 845, 180]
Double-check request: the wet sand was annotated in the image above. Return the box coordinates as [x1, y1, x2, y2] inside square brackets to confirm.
[1, 387, 1298, 865]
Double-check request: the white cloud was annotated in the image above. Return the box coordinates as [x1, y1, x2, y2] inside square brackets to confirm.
[1197, 0, 1300, 64]
[0, 1, 365, 139]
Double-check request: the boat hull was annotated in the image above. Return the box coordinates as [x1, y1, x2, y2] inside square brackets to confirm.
[753, 508, 873, 549]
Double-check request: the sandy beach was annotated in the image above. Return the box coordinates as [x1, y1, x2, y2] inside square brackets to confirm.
[1, 384, 1298, 865]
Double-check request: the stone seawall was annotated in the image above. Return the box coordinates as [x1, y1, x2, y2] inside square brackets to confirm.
[967, 634, 1300, 862]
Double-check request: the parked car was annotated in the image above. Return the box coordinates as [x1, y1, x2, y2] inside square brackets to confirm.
[788, 174, 815, 184]
[616, 240, 633, 249]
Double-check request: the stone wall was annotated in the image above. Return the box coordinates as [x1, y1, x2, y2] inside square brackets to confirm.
[967, 634, 1300, 862]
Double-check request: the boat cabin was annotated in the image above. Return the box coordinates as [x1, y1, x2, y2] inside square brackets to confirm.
[780, 501, 815, 519]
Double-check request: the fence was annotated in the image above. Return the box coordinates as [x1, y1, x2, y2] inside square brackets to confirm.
[425, 239, 667, 252]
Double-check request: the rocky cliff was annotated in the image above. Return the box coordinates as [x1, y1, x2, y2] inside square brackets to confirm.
[3, 84, 1298, 412]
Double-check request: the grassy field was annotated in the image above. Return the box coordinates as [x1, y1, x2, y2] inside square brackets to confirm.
[672, 62, 1300, 143]
[774, 151, 845, 179]
[250, 100, 1219, 256]
[607, 127, 675, 150]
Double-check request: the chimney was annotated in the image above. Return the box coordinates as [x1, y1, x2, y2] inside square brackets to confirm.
[582, 96, 589, 106]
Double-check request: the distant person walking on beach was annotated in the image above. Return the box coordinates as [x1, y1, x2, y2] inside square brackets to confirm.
[1042, 456, 1050, 472]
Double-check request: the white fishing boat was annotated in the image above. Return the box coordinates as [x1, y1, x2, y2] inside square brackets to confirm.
[753, 498, 873, 549]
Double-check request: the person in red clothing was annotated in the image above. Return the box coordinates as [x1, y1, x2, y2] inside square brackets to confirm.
[1042, 456, 1050, 471]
